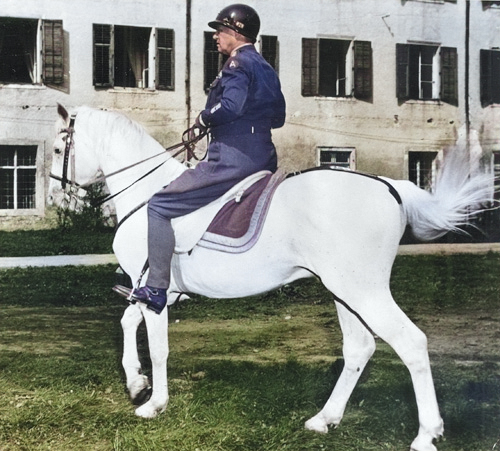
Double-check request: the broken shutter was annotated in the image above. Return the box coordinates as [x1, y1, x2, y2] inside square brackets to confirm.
[480, 49, 500, 107]
[440, 47, 458, 106]
[156, 28, 174, 90]
[42, 20, 64, 85]
[93, 24, 113, 87]
[353, 40, 372, 100]
[302, 38, 319, 97]
[396, 43, 410, 101]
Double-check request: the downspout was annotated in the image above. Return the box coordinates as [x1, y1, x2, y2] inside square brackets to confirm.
[465, 0, 470, 147]
[185, 0, 192, 128]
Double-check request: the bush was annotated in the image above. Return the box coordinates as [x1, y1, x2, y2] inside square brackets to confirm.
[56, 183, 111, 231]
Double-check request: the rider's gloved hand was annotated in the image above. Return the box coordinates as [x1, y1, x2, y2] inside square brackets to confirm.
[182, 113, 208, 160]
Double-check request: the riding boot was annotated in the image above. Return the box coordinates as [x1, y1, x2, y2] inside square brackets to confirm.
[147, 209, 175, 289]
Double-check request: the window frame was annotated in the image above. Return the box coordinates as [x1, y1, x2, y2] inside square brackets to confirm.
[92, 24, 174, 91]
[396, 43, 458, 105]
[302, 37, 372, 101]
[408, 151, 438, 190]
[317, 147, 356, 170]
[0, 17, 63, 87]
[0, 142, 45, 217]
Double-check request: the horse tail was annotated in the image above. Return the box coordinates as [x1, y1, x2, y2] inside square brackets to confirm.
[387, 146, 495, 242]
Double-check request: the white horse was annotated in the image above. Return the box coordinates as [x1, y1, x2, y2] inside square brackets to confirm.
[49, 105, 494, 451]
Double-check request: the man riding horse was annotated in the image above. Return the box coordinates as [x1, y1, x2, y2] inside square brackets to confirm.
[117, 4, 286, 313]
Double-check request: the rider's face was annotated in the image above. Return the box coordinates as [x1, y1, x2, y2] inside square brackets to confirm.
[213, 26, 240, 56]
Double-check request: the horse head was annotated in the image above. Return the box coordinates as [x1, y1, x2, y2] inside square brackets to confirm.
[49, 104, 107, 208]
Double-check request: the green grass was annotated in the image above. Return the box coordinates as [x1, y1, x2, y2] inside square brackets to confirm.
[0, 228, 114, 257]
[0, 254, 499, 450]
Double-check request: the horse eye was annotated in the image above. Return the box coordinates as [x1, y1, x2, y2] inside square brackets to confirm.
[54, 148, 62, 155]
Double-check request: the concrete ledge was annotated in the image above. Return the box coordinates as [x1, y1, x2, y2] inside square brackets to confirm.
[0, 254, 118, 269]
[398, 242, 500, 255]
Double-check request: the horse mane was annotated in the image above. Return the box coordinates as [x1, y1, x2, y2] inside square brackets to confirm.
[76, 106, 166, 159]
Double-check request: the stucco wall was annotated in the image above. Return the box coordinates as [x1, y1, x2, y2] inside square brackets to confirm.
[1, 0, 499, 229]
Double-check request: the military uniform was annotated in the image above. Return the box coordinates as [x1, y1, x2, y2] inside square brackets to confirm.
[146, 43, 286, 289]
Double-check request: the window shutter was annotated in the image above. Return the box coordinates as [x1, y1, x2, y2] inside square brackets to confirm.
[93, 24, 113, 87]
[42, 20, 64, 85]
[480, 49, 500, 107]
[261, 35, 278, 72]
[353, 40, 372, 101]
[156, 28, 174, 90]
[396, 44, 410, 101]
[440, 47, 458, 106]
[302, 38, 319, 97]
[204, 31, 222, 92]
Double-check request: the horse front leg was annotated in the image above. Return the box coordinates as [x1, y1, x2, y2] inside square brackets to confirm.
[134, 306, 170, 418]
[305, 302, 376, 433]
[121, 303, 152, 405]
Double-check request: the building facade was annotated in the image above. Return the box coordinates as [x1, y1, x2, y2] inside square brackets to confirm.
[1, 0, 499, 228]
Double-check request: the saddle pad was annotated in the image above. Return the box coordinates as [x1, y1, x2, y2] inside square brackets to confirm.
[198, 168, 286, 253]
[172, 170, 271, 254]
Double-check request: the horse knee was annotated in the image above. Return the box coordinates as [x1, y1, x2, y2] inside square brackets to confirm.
[121, 304, 144, 331]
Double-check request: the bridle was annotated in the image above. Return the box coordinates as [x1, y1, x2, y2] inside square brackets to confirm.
[50, 113, 208, 226]
[50, 114, 77, 190]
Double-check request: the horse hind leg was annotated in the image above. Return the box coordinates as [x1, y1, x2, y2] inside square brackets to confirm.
[305, 301, 376, 433]
[324, 287, 443, 451]
[121, 304, 152, 405]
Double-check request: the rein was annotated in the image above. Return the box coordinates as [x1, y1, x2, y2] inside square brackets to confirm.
[50, 114, 207, 223]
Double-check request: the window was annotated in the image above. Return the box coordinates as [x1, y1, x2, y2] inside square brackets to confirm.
[493, 152, 500, 202]
[480, 49, 500, 107]
[318, 147, 355, 169]
[408, 151, 438, 189]
[396, 44, 457, 105]
[0, 17, 63, 85]
[203, 31, 228, 92]
[482, 1, 500, 9]
[260, 35, 279, 72]
[302, 38, 372, 100]
[0, 145, 37, 210]
[93, 24, 174, 90]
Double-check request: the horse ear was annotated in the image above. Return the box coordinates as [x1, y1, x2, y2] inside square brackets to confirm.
[57, 103, 69, 123]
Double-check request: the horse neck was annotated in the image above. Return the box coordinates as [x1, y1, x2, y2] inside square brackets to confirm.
[77, 107, 186, 219]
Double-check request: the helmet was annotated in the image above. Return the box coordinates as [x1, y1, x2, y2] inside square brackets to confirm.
[208, 4, 260, 42]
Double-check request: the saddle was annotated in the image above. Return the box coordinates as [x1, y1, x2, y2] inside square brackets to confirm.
[172, 168, 285, 254]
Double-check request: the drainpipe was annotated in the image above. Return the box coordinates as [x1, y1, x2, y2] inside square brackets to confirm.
[185, 0, 192, 128]
[465, 0, 470, 148]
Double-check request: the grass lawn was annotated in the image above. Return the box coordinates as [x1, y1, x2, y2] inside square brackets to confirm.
[0, 254, 499, 450]
[0, 228, 114, 257]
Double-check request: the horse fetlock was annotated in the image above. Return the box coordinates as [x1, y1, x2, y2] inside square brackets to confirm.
[128, 374, 151, 402]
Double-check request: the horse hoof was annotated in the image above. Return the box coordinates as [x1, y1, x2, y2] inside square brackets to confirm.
[305, 416, 328, 434]
[132, 385, 152, 406]
[410, 437, 438, 451]
[135, 400, 166, 419]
